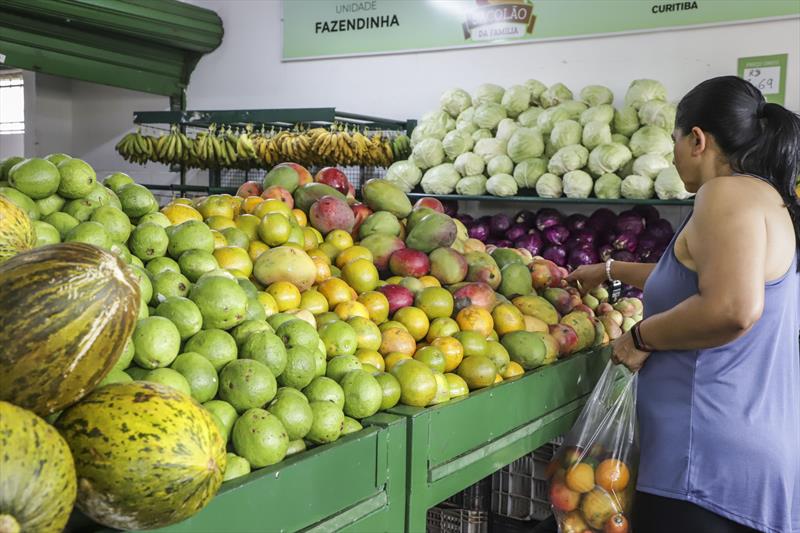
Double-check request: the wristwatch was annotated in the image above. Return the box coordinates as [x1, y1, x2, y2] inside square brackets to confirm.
[605, 258, 623, 304]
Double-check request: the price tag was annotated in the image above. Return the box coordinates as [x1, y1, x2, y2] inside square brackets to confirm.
[738, 54, 787, 105]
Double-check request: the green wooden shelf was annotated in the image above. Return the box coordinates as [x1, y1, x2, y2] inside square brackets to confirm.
[406, 192, 694, 207]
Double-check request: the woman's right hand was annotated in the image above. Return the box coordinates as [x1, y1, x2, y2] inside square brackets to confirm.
[566, 263, 607, 293]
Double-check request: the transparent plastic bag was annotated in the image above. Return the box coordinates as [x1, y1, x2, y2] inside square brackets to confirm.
[548, 361, 638, 533]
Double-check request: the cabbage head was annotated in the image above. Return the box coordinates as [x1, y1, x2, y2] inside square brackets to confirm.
[411, 120, 448, 146]
[517, 107, 544, 127]
[582, 121, 613, 150]
[501, 85, 531, 118]
[620, 174, 655, 199]
[487, 154, 514, 176]
[473, 102, 507, 130]
[580, 85, 614, 106]
[587, 143, 632, 176]
[474, 137, 507, 162]
[456, 121, 478, 135]
[454, 152, 485, 177]
[548, 145, 589, 176]
[562, 170, 594, 198]
[421, 163, 460, 195]
[580, 104, 614, 126]
[495, 118, 519, 142]
[384, 160, 423, 192]
[540, 83, 573, 108]
[440, 88, 472, 118]
[632, 153, 670, 179]
[421, 110, 455, 131]
[611, 133, 630, 145]
[550, 120, 582, 151]
[412, 138, 445, 170]
[629, 126, 673, 157]
[638, 100, 676, 131]
[545, 138, 559, 158]
[442, 130, 474, 161]
[535, 173, 563, 198]
[558, 101, 589, 121]
[507, 128, 544, 163]
[456, 175, 488, 196]
[474, 83, 505, 106]
[524, 79, 547, 105]
[613, 106, 640, 136]
[536, 106, 572, 134]
[624, 79, 667, 110]
[457, 107, 475, 127]
[594, 173, 622, 199]
[655, 165, 692, 199]
[486, 174, 518, 197]
[472, 129, 493, 142]
[513, 157, 548, 189]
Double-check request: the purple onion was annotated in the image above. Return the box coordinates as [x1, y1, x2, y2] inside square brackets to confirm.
[514, 210, 537, 228]
[543, 245, 568, 267]
[490, 213, 511, 237]
[598, 244, 614, 261]
[469, 222, 490, 241]
[515, 231, 543, 256]
[485, 238, 498, 245]
[573, 228, 596, 246]
[598, 229, 616, 246]
[646, 219, 674, 243]
[615, 211, 646, 235]
[506, 223, 527, 242]
[536, 208, 563, 231]
[457, 213, 474, 225]
[613, 231, 639, 253]
[442, 200, 459, 217]
[588, 208, 617, 232]
[632, 204, 660, 225]
[624, 287, 644, 299]
[495, 239, 514, 248]
[611, 250, 636, 262]
[635, 235, 659, 261]
[543, 224, 570, 246]
[566, 213, 589, 233]
[567, 247, 600, 270]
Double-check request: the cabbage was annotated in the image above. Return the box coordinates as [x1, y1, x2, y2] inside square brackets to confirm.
[619, 158, 635, 179]
[456, 175, 488, 196]
[613, 106, 640, 136]
[421, 110, 455, 130]
[638, 100, 676, 131]
[486, 174, 518, 197]
[474, 137, 507, 162]
[580, 104, 614, 126]
[562, 170, 593, 198]
[507, 128, 544, 163]
[487, 154, 514, 176]
[558, 101, 589, 120]
[632, 154, 670, 179]
[517, 107, 544, 127]
[411, 138, 445, 169]
[620, 174, 655, 199]
[524, 79, 547, 105]
[548, 145, 589, 175]
[540, 83, 573, 108]
[495, 118, 519, 142]
[457, 107, 475, 127]
[472, 129, 493, 142]
[442, 129, 474, 161]
[410, 120, 447, 147]
[474, 83, 505, 106]
[629, 126, 673, 157]
[440, 88, 472, 118]
[473, 102, 507, 130]
[456, 121, 478, 135]
[501, 85, 531, 118]
[625, 79, 667, 110]
[384, 160, 423, 192]
[582, 121, 613, 150]
[513, 157, 548, 188]
[579, 85, 614, 106]
[454, 152, 485, 177]
[421, 163, 460, 195]
[587, 143, 632, 176]
[536, 106, 572, 134]
[655, 165, 692, 199]
[611, 133, 630, 145]
[544, 138, 558, 158]
[535, 173, 563, 198]
[594, 173, 622, 199]
[550, 120, 582, 151]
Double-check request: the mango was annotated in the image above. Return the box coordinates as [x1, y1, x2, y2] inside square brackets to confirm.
[405, 213, 457, 254]
[465, 252, 501, 290]
[360, 234, 405, 271]
[359, 211, 401, 239]
[429, 247, 468, 285]
[560, 312, 596, 352]
[498, 263, 533, 299]
[542, 287, 574, 315]
[406, 207, 436, 232]
[362, 179, 412, 219]
[491, 248, 524, 270]
[452, 282, 496, 313]
[512, 295, 559, 325]
[293, 183, 346, 212]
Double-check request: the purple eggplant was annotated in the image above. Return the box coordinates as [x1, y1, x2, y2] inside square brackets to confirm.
[566, 213, 589, 233]
[632, 204, 660, 225]
[543, 224, 570, 246]
[535, 208, 563, 231]
[612, 231, 639, 253]
[567, 247, 600, 270]
[514, 210, 537, 228]
[615, 210, 646, 235]
[542, 245, 568, 267]
[514, 231, 543, 256]
[598, 244, 614, 261]
[611, 250, 636, 262]
[490, 213, 512, 237]
[469, 222, 490, 241]
[588, 208, 617, 232]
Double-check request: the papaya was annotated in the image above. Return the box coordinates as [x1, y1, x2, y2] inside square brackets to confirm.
[56, 381, 226, 530]
[405, 212, 457, 254]
[0, 194, 35, 263]
[0, 243, 140, 415]
[362, 179, 412, 218]
[0, 401, 77, 533]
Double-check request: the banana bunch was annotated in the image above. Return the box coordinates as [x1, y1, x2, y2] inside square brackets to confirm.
[391, 135, 411, 161]
[115, 129, 157, 165]
[154, 125, 193, 164]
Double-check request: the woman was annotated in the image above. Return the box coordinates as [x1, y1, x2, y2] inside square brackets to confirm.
[568, 76, 799, 533]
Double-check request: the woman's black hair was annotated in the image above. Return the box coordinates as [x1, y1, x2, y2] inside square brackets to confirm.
[676, 75, 800, 265]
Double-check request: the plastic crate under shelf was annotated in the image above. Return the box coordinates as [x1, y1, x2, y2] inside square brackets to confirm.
[445, 476, 492, 511]
[427, 503, 489, 533]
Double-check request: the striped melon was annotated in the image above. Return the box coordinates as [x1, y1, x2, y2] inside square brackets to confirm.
[56, 381, 226, 530]
[0, 242, 140, 416]
[0, 401, 77, 533]
[0, 194, 35, 263]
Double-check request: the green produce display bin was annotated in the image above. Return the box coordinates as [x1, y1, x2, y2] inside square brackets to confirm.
[389, 347, 610, 532]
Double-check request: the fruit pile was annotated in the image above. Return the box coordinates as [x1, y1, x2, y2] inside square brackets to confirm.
[115, 123, 412, 170]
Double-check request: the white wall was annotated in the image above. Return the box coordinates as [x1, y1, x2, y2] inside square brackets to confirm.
[0, 134, 24, 159]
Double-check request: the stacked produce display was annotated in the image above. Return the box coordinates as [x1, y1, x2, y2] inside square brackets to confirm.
[0, 153, 644, 531]
[384, 79, 693, 201]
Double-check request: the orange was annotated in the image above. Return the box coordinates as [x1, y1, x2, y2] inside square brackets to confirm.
[419, 275, 441, 288]
[430, 336, 464, 372]
[502, 361, 525, 380]
[356, 349, 385, 372]
[254, 198, 292, 219]
[242, 196, 264, 214]
[308, 227, 323, 244]
[379, 327, 416, 356]
[415, 287, 454, 320]
[426, 317, 460, 342]
[456, 306, 494, 337]
[257, 213, 291, 247]
[312, 256, 332, 284]
[379, 320, 407, 333]
[226, 269, 248, 280]
[491, 303, 526, 336]
[210, 230, 227, 249]
[385, 276, 403, 285]
[325, 229, 353, 251]
[348, 316, 382, 351]
[413, 346, 446, 373]
[213, 246, 253, 277]
[248, 240, 270, 262]
[161, 202, 202, 224]
[384, 351, 411, 372]
[335, 246, 374, 269]
[291, 208, 307, 227]
[334, 300, 370, 321]
[171, 197, 193, 206]
[494, 374, 503, 383]
[300, 289, 329, 315]
[302, 228, 319, 251]
[595, 459, 630, 492]
[318, 242, 341, 263]
[225, 195, 243, 217]
[566, 463, 595, 493]
[341, 259, 379, 294]
[256, 291, 280, 318]
[357, 291, 390, 324]
[205, 216, 237, 231]
[266, 281, 302, 312]
[307, 248, 331, 265]
[286, 309, 317, 329]
[198, 195, 234, 219]
[318, 278, 354, 307]
[393, 306, 430, 342]
[235, 213, 261, 241]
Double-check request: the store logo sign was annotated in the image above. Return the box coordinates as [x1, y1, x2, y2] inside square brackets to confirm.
[463, 0, 536, 41]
